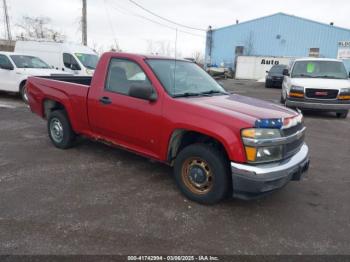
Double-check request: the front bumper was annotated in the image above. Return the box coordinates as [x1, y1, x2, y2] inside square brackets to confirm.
[231, 143, 310, 200]
[286, 98, 350, 111]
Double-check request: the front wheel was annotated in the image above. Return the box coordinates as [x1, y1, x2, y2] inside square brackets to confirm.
[20, 82, 28, 104]
[173, 144, 230, 204]
[48, 110, 76, 149]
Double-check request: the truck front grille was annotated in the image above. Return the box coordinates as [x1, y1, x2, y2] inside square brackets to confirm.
[282, 123, 305, 159]
[305, 88, 338, 99]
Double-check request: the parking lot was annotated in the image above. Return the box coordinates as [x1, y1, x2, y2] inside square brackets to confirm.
[0, 80, 349, 255]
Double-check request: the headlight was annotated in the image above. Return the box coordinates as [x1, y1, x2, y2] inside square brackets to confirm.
[242, 128, 283, 164]
[338, 88, 350, 100]
[289, 86, 304, 98]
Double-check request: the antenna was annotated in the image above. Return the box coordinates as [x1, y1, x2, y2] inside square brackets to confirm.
[2, 0, 12, 41]
[173, 28, 178, 95]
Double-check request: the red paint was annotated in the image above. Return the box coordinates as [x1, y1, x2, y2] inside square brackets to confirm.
[27, 52, 298, 164]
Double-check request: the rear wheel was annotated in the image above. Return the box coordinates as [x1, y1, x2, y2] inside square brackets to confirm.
[48, 110, 76, 149]
[174, 144, 230, 204]
[336, 110, 348, 119]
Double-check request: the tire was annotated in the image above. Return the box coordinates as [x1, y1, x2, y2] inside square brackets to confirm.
[336, 111, 348, 119]
[173, 143, 230, 204]
[20, 82, 28, 104]
[48, 110, 76, 149]
[265, 81, 270, 88]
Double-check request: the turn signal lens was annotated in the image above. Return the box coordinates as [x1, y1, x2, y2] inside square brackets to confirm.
[338, 95, 350, 100]
[245, 146, 257, 162]
[289, 92, 304, 98]
[241, 129, 256, 138]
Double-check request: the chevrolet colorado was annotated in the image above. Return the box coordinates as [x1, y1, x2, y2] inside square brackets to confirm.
[27, 52, 310, 204]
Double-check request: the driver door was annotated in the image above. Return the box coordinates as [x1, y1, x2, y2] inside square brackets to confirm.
[88, 58, 163, 158]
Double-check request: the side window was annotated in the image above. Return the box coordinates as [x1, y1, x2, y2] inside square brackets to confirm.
[105, 58, 151, 95]
[0, 55, 13, 69]
[63, 53, 81, 70]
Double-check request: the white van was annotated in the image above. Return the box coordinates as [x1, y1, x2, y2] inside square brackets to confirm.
[15, 41, 99, 76]
[0, 51, 71, 102]
[281, 58, 350, 118]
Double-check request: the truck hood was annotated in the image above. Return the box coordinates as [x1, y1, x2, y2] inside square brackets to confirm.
[15, 68, 71, 76]
[183, 94, 298, 125]
[291, 78, 350, 89]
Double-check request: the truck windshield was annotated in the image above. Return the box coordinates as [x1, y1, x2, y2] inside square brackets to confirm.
[10, 55, 50, 69]
[147, 59, 227, 97]
[75, 53, 99, 69]
[291, 61, 348, 79]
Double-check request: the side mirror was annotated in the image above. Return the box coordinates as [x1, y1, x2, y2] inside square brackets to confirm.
[129, 84, 157, 102]
[0, 64, 14, 70]
[283, 69, 290, 76]
[266, 70, 269, 73]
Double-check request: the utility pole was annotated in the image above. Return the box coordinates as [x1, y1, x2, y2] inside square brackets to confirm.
[2, 0, 12, 41]
[82, 0, 87, 46]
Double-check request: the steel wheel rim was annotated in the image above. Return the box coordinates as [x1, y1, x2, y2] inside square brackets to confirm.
[50, 118, 64, 143]
[181, 157, 213, 195]
[23, 86, 28, 103]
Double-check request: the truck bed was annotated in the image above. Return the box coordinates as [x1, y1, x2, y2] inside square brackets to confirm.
[39, 75, 93, 86]
[27, 76, 91, 135]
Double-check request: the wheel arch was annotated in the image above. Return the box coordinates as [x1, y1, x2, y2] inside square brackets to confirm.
[167, 129, 235, 166]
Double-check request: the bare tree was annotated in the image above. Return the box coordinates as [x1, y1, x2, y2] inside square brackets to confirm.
[16, 16, 65, 41]
[146, 39, 180, 57]
[110, 40, 122, 52]
[192, 51, 204, 64]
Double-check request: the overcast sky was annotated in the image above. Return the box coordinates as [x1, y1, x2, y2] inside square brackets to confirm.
[1, 0, 350, 57]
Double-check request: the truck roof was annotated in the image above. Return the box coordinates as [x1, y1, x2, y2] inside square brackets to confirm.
[294, 57, 343, 62]
[105, 52, 190, 62]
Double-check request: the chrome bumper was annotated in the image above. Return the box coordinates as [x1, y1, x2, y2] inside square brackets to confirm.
[286, 99, 350, 111]
[231, 144, 310, 200]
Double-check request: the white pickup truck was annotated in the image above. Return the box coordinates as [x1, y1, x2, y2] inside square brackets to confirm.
[281, 58, 350, 118]
[0, 51, 70, 103]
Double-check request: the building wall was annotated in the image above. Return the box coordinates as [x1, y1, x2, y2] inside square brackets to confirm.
[206, 13, 350, 70]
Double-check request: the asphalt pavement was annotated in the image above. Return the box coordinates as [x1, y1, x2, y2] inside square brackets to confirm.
[0, 81, 349, 255]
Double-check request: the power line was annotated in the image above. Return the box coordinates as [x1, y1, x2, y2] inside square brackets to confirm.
[127, 0, 206, 32]
[106, 1, 205, 38]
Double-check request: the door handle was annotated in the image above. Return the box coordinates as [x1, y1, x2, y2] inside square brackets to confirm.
[99, 96, 112, 105]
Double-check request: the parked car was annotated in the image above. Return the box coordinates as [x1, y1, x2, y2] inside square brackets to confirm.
[0, 51, 70, 103]
[281, 58, 350, 118]
[265, 64, 287, 88]
[26, 52, 310, 204]
[15, 41, 99, 76]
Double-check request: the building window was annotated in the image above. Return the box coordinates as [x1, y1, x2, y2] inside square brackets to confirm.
[309, 48, 320, 57]
[235, 46, 244, 56]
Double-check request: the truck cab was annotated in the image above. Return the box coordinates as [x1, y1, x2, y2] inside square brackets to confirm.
[281, 58, 350, 118]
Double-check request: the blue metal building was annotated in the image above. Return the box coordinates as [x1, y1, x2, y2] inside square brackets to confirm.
[205, 13, 350, 70]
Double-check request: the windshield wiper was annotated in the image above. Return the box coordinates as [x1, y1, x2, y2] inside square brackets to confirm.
[199, 90, 228, 95]
[313, 75, 339, 79]
[294, 74, 315, 78]
[173, 92, 206, 98]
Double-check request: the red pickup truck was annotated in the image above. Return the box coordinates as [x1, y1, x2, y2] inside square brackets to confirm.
[27, 52, 310, 204]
